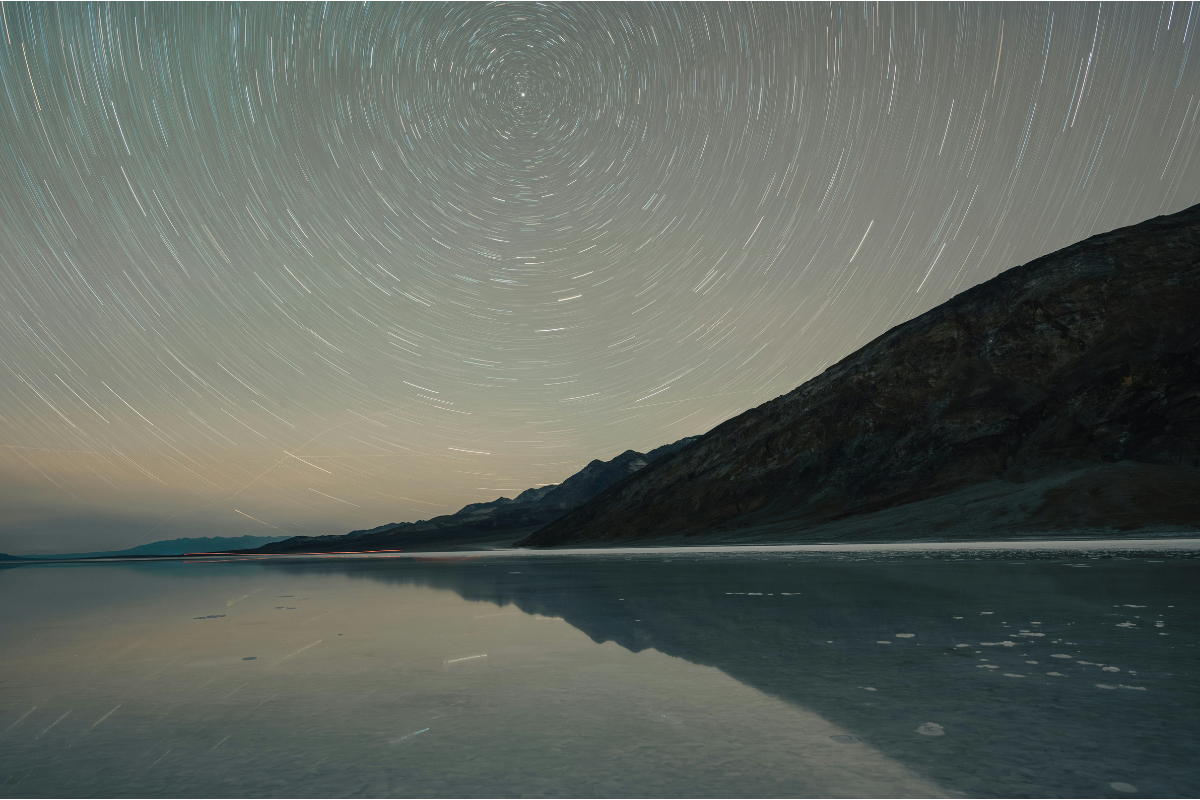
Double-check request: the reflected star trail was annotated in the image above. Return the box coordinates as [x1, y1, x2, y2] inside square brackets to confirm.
[0, 3, 1197, 553]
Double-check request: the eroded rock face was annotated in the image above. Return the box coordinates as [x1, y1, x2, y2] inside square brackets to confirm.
[521, 205, 1200, 547]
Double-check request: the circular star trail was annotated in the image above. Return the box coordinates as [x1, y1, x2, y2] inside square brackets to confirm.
[1, 3, 1197, 552]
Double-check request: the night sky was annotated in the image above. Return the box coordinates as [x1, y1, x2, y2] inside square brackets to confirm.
[1, 3, 1197, 554]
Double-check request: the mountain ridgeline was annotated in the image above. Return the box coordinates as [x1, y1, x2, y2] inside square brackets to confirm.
[241, 437, 699, 553]
[37, 536, 290, 560]
[521, 204, 1200, 546]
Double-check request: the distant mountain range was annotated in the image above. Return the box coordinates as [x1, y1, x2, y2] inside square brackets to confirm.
[237, 436, 700, 554]
[521, 204, 1200, 546]
[33, 535, 291, 560]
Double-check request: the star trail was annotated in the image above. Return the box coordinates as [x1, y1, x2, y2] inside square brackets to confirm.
[1, 3, 1197, 553]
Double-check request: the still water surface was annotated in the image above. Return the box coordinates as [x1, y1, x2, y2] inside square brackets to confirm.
[1, 546, 1197, 798]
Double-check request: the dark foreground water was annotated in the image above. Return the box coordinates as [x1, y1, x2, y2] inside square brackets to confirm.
[1, 545, 1197, 798]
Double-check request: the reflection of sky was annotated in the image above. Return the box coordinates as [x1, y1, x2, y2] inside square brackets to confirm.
[263, 550, 1196, 797]
[2, 552, 1195, 795]
[2, 5, 1198, 553]
[0, 558, 944, 798]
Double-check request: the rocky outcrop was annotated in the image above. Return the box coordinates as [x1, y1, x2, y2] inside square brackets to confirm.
[520, 204, 1200, 547]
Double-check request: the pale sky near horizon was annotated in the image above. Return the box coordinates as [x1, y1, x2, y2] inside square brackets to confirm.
[1, 3, 1197, 554]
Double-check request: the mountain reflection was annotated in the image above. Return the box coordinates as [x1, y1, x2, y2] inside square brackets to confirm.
[261, 552, 1198, 798]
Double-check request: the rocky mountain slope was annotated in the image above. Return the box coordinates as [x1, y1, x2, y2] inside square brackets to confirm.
[239, 436, 698, 553]
[521, 204, 1200, 546]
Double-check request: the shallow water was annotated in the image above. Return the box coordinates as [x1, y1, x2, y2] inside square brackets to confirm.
[1, 547, 1196, 798]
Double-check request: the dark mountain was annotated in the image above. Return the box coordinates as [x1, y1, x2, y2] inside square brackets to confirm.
[0, 553, 27, 561]
[456, 485, 556, 516]
[521, 204, 1200, 547]
[239, 436, 699, 554]
[536, 449, 662, 509]
[32, 535, 290, 560]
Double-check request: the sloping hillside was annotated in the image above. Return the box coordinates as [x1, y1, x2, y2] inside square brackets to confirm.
[240, 436, 698, 553]
[521, 205, 1200, 546]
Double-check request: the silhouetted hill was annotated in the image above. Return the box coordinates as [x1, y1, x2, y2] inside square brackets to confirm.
[239, 436, 700, 554]
[35, 535, 291, 559]
[521, 205, 1200, 546]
